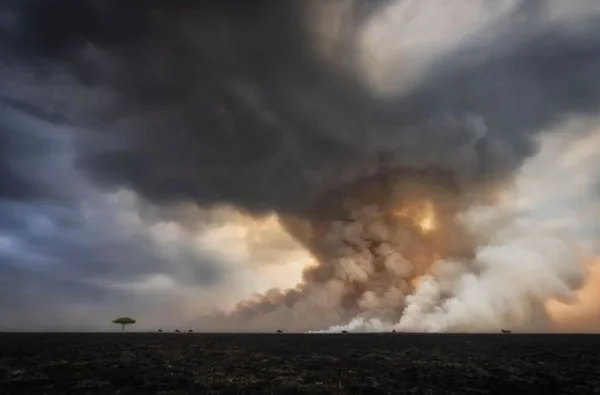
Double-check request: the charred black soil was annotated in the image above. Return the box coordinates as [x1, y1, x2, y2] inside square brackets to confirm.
[0, 333, 599, 394]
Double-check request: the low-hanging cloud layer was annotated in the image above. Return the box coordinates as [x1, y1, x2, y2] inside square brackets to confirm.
[0, 0, 600, 332]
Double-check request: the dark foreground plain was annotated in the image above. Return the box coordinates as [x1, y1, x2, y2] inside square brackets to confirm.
[1, 333, 599, 394]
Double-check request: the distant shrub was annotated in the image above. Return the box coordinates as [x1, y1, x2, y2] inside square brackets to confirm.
[341, 330, 348, 334]
[188, 329, 193, 333]
[157, 329, 163, 333]
[276, 329, 283, 334]
[175, 329, 181, 333]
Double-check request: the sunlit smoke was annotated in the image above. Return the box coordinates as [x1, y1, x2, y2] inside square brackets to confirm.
[546, 261, 600, 332]
[393, 200, 439, 234]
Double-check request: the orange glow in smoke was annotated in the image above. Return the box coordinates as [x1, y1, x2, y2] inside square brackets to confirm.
[394, 200, 439, 234]
[410, 275, 425, 289]
[546, 259, 600, 332]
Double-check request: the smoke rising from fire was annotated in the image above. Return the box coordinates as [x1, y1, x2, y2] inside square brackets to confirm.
[1, 0, 600, 331]
[205, 162, 589, 333]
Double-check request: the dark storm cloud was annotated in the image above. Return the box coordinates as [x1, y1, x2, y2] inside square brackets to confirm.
[1, 0, 400, 215]
[0, 101, 227, 329]
[0, 185, 224, 287]
[0, 104, 76, 203]
[0, 261, 177, 331]
[1, 0, 596, 218]
[0, 263, 111, 303]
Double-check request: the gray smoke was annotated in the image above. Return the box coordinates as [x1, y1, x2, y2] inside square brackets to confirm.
[3, 0, 599, 215]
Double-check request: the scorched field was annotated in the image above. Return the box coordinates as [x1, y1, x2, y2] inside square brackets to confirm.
[0, 333, 599, 394]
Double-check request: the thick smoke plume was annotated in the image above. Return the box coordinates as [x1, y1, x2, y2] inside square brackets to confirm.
[204, 170, 479, 332]
[207, 170, 585, 333]
[1, 0, 600, 331]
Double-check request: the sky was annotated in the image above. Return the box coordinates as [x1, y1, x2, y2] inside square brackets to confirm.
[0, 0, 600, 332]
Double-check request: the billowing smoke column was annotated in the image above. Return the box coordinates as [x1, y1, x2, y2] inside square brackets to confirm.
[207, 169, 584, 333]
[205, 171, 472, 331]
[206, 170, 480, 332]
[2, 0, 600, 332]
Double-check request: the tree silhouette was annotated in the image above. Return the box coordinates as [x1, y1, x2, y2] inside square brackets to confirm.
[112, 317, 136, 332]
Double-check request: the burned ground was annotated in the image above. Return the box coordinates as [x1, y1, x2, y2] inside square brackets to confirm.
[0, 333, 599, 394]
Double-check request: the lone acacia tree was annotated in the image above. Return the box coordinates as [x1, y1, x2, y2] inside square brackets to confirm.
[112, 317, 136, 332]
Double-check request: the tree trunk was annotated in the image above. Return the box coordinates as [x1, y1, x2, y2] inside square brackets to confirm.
[121, 324, 125, 332]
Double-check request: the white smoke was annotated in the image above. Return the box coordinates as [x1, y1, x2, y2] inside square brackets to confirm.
[312, 317, 389, 334]
[315, 202, 585, 333]
[356, 0, 600, 96]
[396, 205, 584, 332]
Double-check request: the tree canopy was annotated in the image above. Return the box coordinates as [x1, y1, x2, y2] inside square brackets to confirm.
[112, 317, 136, 332]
